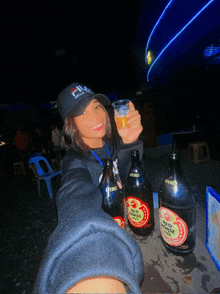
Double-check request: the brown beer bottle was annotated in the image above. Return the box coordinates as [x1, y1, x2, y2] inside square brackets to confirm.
[159, 140, 196, 255]
[99, 159, 125, 229]
[125, 150, 155, 236]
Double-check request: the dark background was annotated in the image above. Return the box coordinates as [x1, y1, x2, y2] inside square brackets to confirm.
[1, 3, 220, 292]
[0, 1, 149, 102]
[0, 1, 220, 141]
[0, 1, 218, 100]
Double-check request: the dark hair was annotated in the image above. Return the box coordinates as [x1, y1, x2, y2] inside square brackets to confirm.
[61, 107, 112, 153]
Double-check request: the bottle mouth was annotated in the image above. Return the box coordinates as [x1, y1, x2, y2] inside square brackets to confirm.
[169, 152, 178, 160]
[103, 158, 113, 166]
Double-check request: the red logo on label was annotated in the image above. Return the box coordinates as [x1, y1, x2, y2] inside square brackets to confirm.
[126, 197, 150, 228]
[131, 200, 138, 209]
[159, 207, 188, 247]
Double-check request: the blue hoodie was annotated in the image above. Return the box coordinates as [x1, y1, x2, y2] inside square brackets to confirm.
[33, 139, 144, 293]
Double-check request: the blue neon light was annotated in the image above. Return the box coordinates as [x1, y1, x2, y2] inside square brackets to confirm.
[146, 0, 216, 82]
[145, 0, 174, 65]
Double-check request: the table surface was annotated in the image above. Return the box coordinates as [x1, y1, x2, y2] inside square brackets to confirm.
[125, 205, 220, 294]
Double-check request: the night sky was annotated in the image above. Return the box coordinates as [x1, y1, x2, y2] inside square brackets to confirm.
[0, 1, 219, 104]
[0, 1, 147, 103]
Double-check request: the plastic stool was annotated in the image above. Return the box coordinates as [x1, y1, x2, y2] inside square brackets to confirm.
[13, 161, 26, 176]
[188, 141, 210, 163]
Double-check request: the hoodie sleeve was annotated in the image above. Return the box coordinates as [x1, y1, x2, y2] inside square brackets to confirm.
[33, 156, 144, 294]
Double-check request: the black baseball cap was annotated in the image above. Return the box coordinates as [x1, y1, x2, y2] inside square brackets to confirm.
[57, 82, 110, 120]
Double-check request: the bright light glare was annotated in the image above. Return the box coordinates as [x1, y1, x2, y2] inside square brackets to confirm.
[173, 183, 178, 194]
[147, 50, 153, 65]
[146, 0, 216, 82]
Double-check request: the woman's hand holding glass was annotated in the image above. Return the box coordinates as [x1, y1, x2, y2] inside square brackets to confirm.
[113, 101, 143, 144]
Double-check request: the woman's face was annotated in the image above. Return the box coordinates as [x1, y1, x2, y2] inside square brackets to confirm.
[74, 99, 107, 148]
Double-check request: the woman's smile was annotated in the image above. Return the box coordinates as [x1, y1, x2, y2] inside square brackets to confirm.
[91, 123, 104, 131]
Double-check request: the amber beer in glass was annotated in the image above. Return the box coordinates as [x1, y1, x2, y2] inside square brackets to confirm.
[115, 116, 129, 129]
[112, 99, 130, 129]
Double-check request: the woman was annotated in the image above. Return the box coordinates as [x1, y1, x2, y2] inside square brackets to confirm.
[33, 83, 144, 294]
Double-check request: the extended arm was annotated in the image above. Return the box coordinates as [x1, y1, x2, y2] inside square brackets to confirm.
[33, 158, 144, 294]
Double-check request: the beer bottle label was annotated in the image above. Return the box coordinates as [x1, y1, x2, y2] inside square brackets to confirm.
[105, 186, 117, 192]
[113, 216, 125, 229]
[159, 207, 188, 246]
[129, 172, 140, 177]
[126, 197, 150, 228]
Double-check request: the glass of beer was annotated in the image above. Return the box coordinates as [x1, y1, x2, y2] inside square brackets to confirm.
[112, 99, 130, 129]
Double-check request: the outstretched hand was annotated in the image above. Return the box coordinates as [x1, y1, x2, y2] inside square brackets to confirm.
[115, 101, 143, 144]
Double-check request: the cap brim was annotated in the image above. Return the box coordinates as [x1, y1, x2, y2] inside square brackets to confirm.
[71, 94, 111, 117]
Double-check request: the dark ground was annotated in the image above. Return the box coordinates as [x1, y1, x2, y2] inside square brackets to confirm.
[0, 177, 59, 294]
[1, 147, 220, 294]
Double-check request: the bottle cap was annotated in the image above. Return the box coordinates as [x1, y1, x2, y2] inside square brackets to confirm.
[103, 158, 113, 165]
